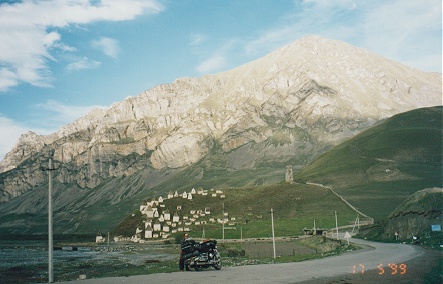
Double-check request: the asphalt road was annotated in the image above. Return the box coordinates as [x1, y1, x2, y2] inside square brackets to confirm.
[58, 238, 424, 284]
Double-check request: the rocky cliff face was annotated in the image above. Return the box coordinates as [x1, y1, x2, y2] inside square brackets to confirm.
[0, 35, 441, 202]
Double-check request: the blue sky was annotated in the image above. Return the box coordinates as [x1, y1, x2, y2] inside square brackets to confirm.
[0, 0, 441, 159]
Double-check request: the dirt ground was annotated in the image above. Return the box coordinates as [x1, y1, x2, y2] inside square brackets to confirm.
[298, 248, 442, 284]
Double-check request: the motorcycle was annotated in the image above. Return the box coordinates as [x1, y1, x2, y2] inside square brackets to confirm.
[182, 239, 222, 271]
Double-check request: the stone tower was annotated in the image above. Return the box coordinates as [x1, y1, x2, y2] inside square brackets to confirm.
[285, 165, 293, 183]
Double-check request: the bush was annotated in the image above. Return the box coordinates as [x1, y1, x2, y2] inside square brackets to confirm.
[227, 248, 246, 257]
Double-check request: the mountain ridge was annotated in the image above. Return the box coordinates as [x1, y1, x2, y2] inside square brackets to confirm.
[0, 35, 441, 204]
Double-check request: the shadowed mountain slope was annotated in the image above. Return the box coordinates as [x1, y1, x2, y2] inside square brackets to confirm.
[295, 106, 442, 220]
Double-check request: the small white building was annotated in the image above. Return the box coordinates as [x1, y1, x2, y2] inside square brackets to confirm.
[182, 191, 188, 199]
[191, 188, 196, 194]
[173, 213, 180, 222]
[151, 197, 158, 207]
[153, 223, 161, 231]
[174, 191, 179, 197]
[187, 193, 193, 200]
[140, 202, 148, 213]
[146, 206, 154, 218]
[145, 225, 153, 238]
[168, 191, 174, 199]
[163, 224, 170, 232]
[145, 219, 152, 228]
[164, 210, 171, 221]
[96, 235, 105, 243]
[158, 196, 164, 203]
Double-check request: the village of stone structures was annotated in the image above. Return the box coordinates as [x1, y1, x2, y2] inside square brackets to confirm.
[101, 166, 368, 249]
[113, 187, 228, 243]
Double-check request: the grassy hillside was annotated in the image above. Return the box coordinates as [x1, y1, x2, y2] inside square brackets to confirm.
[295, 106, 442, 220]
[357, 187, 443, 244]
[113, 182, 360, 239]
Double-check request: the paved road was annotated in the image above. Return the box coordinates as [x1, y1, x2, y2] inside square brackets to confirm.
[58, 238, 423, 284]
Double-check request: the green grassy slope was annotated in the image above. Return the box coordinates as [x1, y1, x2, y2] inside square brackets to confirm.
[114, 182, 360, 239]
[295, 106, 442, 220]
[357, 187, 443, 243]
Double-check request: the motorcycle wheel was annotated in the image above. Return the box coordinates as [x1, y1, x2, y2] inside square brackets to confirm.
[213, 259, 222, 270]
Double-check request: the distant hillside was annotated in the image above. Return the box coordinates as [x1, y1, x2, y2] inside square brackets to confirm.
[113, 182, 361, 239]
[357, 187, 442, 242]
[295, 106, 443, 220]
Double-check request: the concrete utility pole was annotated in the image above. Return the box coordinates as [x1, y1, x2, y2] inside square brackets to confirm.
[240, 226, 243, 244]
[313, 218, 316, 235]
[334, 211, 339, 240]
[271, 208, 276, 259]
[48, 156, 54, 283]
[222, 202, 225, 243]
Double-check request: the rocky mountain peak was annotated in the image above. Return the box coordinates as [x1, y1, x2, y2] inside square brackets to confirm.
[0, 131, 48, 173]
[0, 35, 441, 202]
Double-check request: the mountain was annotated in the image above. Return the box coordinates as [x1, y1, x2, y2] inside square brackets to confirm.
[0, 35, 441, 234]
[295, 106, 443, 220]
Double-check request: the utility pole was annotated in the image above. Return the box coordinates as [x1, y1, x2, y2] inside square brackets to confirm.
[42, 152, 57, 283]
[334, 211, 339, 240]
[222, 202, 225, 243]
[48, 155, 54, 283]
[240, 226, 243, 244]
[313, 218, 316, 235]
[352, 215, 360, 234]
[271, 208, 276, 259]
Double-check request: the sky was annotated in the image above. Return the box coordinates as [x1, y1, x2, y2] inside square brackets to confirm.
[0, 0, 441, 159]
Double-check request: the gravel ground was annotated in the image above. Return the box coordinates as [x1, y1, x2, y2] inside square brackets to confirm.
[57, 238, 439, 284]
